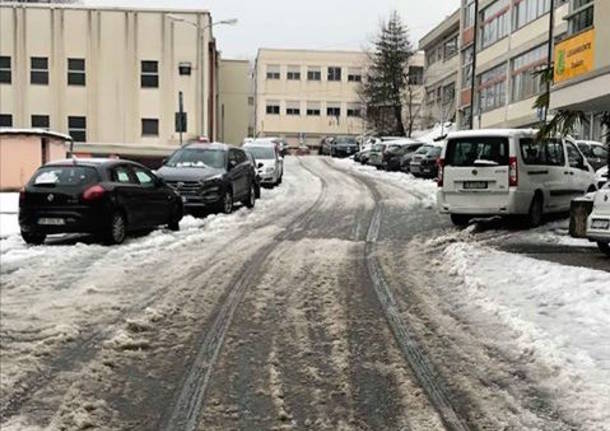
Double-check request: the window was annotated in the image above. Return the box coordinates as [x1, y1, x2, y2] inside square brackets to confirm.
[327, 104, 341, 117]
[133, 167, 155, 187]
[306, 102, 321, 116]
[31, 57, 49, 85]
[511, 45, 547, 102]
[480, 0, 510, 49]
[307, 67, 321, 81]
[286, 101, 301, 116]
[266, 101, 280, 115]
[347, 103, 362, 117]
[0, 56, 11, 84]
[464, 0, 476, 28]
[426, 49, 438, 67]
[0, 114, 12, 127]
[287, 66, 301, 80]
[266, 65, 280, 80]
[112, 166, 136, 184]
[141, 118, 159, 136]
[68, 58, 86, 86]
[348, 68, 362, 82]
[248, 96, 254, 106]
[462, 46, 474, 88]
[141, 60, 159, 88]
[566, 141, 585, 169]
[478, 63, 507, 113]
[442, 83, 456, 107]
[31, 115, 50, 129]
[327, 67, 342, 82]
[445, 137, 509, 166]
[568, 0, 594, 35]
[521, 139, 566, 166]
[234, 149, 247, 164]
[443, 35, 458, 59]
[408, 66, 424, 85]
[513, 0, 551, 30]
[68, 116, 86, 142]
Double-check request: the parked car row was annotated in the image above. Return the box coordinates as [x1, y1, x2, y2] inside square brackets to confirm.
[19, 141, 285, 246]
[319, 136, 359, 158]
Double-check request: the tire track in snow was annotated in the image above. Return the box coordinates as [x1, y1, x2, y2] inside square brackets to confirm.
[164, 157, 328, 431]
[323, 158, 470, 431]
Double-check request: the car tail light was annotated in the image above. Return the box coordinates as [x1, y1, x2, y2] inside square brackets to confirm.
[82, 184, 106, 201]
[509, 156, 518, 187]
[437, 158, 445, 187]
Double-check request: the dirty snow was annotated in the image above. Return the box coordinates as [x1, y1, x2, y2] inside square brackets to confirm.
[444, 241, 610, 429]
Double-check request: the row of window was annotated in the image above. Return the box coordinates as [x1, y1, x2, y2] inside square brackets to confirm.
[426, 34, 459, 67]
[264, 101, 363, 118]
[266, 65, 362, 83]
[426, 83, 456, 108]
[0, 114, 162, 141]
[0, 56, 163, 88]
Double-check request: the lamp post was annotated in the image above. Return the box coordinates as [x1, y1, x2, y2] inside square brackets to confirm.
[167, 14, 238, 141]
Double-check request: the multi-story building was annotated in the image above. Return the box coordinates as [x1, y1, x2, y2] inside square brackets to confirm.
[218, 59, 254, 146]
[254, 48, 425, 146]
[550, 0, 609, 141]
[420, 0, 607, 142]
[419, 9, 460, 129]
[0, 2, 220, 163]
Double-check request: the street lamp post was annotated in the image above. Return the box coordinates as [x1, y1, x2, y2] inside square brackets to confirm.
[167, 14, 237, 141]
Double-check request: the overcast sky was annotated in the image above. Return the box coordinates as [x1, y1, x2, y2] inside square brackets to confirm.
[86, 0, 460, 59]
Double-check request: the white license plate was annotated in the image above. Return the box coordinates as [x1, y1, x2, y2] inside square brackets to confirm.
[591, 219, 610, 230]
[38, 217, 65, 226]
[463, 181, 488, 190]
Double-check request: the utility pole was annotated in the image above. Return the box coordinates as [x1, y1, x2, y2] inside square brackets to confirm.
[178, 91, 184, 146]
[469, 0, 479, 130]
[545, 0, 555, 123]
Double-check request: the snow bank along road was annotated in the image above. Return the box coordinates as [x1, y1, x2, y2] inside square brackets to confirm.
[1, 156, 608, 430]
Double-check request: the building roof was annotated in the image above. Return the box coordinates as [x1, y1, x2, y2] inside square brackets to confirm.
[0, 128, 73, 141]
[0, 2, 209, 15]
[418, 8, 461, 49]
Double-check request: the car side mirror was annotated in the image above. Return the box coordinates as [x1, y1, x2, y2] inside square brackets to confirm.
[257, 162, 264, 169]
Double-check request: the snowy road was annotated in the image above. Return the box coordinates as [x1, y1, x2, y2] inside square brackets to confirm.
[1, 156, 609, 430]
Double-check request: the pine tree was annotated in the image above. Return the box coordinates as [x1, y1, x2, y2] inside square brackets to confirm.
[359, 11, 413, 136]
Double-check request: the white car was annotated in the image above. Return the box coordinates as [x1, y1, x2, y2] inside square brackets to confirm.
[437, 129, 598, 227]
[596, 165, 608, 189]
[587, 184, 610, 256]
[243, 143, 283, 187]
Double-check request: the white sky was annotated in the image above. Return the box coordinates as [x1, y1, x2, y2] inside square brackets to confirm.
[85, 0, 460, 60]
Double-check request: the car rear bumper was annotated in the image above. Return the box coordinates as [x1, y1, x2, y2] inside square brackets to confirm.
[19, 206, 109, 234]
[587, 213, 610, 241]
[437, 189, 532, 215]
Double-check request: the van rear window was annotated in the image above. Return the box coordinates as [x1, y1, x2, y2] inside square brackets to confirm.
[445, 137, 509, 167]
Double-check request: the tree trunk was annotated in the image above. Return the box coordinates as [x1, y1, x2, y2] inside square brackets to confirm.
[394, 104, 405, 136]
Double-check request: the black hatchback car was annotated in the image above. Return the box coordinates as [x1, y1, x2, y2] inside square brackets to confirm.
[19, 159, 183, 245]
[156, 143, 257, 215]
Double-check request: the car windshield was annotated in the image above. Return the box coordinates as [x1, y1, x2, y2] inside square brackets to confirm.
[445, 137, 509, 166]
[335, 137, 356, 145]
[29, 166, 99, 187]
[246, 146, 276, 160]
[166, 148, 226, 169]
[592, 145, 608, 158]
[426, 147, 442, 157]
[373, 144, 386, 152]
[414, 145, 433, 155]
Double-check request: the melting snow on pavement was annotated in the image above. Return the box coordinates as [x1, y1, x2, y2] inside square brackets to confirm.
[444, 241, 610, 429]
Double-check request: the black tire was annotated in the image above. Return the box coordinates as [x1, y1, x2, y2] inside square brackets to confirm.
[526, 195, 543, 228]
[218, 190, 233, 214]
[243, 183, 256, 209]
[21, 231, 46, 245]
[598, 242, 610, 256]
[168, 203, 181, 231]
[450, 214, 471, 227]
[278, 174, 283, 185]
[105, 211, 127, 245]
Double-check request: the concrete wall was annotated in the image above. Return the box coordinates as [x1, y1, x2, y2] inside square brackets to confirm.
[0, 3, 217, 157]
[218, 59, 252, 146]
[0, 135, 66, 190]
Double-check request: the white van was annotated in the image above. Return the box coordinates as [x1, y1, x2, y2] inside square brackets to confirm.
[437, 129, 598, 226]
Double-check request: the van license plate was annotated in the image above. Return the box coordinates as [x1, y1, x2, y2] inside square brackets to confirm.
[591, 219, 610, 230]
[38, 218, 65, 226]
[463, 181, 488, 190]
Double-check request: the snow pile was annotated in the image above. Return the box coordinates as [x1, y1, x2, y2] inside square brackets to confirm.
[412, 122, 456, 145]
[0, 192, 19, 238]
[444, 242, 610, 428]
[331, 158, 438, 209]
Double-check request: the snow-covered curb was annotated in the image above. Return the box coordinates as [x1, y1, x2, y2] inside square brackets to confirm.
[444, 242, 610, 428]
[0, 192, 19, 238]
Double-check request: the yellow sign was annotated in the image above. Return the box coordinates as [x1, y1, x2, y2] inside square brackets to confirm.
[554, 29, 595, 84]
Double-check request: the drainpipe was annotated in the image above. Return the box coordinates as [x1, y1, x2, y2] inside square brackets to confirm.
[469, 0, 479, 130]
[545, 0, 555, 123]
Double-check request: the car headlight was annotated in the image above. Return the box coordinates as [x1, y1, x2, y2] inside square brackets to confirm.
[200, 174, 223, 186]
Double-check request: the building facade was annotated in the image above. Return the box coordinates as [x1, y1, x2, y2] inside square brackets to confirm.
[218, 59, 254, 146]
[550, 0, 609, 141]
[0, 3, 219, 163]
[420, 0, 607, 142]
